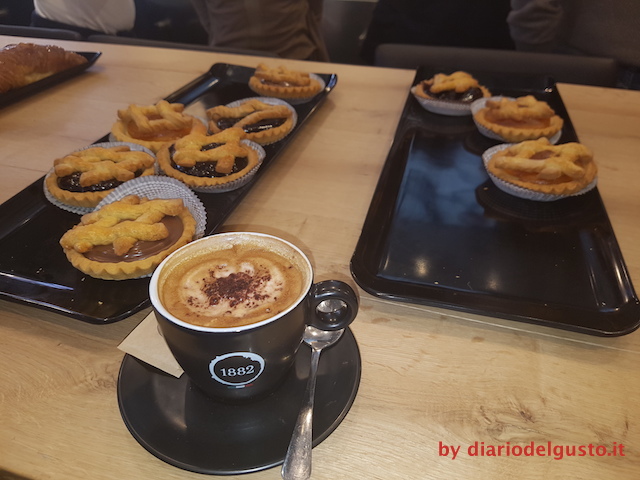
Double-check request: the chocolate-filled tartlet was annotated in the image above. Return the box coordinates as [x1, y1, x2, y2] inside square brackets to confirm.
[157, 128, 263, 191]
[206, 98, 295, 145]
[414, 71, 491, 104]
[45, 144, 156, 209]
[60, 195, 196, 280]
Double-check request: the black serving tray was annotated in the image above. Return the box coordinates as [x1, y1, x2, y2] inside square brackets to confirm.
[0, 51, 101, 108]
[350, 67, 640, 336]
[0, 63, 337, 323]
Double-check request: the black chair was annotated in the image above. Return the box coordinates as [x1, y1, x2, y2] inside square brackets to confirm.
[86, 35, 278, 57]
[374, 44, 619, 87]
[0, 24, 83, 41]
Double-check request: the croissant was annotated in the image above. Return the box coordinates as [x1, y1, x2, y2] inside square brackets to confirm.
[0, 43, 88, 94]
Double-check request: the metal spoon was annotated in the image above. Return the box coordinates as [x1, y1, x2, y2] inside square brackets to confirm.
[281, 324, 345, 480]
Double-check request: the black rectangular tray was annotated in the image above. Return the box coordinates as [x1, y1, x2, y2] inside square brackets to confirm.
[350, 67, 640, 337]
[0, 63, 337, 323]
[0, 51, 102, 108]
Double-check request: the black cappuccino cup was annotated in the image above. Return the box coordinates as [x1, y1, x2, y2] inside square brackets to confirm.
[149, 232, 358, 402]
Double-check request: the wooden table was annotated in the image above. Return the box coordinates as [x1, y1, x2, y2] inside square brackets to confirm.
[1, 36, 640, 480]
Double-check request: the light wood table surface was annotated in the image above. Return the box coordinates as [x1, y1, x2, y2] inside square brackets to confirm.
[1, 36, 640, 480]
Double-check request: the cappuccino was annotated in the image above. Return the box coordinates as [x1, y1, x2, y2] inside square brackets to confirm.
[157, 235, 308, 328]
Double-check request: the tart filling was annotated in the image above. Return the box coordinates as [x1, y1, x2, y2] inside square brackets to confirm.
[206, 98, 295, 145]
[45, 145, 156, 208]
[248, 63, 323, 99]
[414, 71, 491, 103]
[474, 95, 564, 142]
[111, 100, 207, 153]
[157, 127, 261, 189]
[60, 195, 196, 280]
[486, 138, 597, 196]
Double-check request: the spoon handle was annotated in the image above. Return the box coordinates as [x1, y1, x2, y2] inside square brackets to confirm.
[281, 347, 321, 480]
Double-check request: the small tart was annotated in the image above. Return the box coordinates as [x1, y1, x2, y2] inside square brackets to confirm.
[45, 145, 156, 208]
[60, 195, 196, 280]
[474, 95, 563, 142]
[156, 127, 260, 189]
[486, 138, 597, 195]
[414, 71, 491, 103]
[206, 98, 294, 145]
[111, 100, 207, 153]
[248, 63, 323, 99]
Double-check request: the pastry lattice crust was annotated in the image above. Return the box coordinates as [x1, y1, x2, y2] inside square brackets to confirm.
[111, 100, 207, 152]
[414, 71, 491, 101]
[157, 127, 260, 188]
[248, 63, 322, 99]
[45, 145, 156, 208]
[474, 95, 564, 142]
[60, 195, 196, 280]
[0, 43, 88, 93]
[206, 98, 294, 145]
[487, 138, 597, 195]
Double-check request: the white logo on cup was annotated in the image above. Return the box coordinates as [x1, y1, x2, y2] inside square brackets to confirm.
[209, 352, 265, 387]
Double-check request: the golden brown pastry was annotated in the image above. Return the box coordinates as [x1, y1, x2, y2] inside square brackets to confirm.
[156, 127, 261, 189]
[0, 43, 88, 94]
[111, 100, 207, 153]
[414, 71, 490, 103]
[206, 98, 295, 145]
[248, 63, 323, 99]
[45, 145, 156, 208]
[486, 138, 597, 195]
[474, 95, 563, 142]
[60, 195, 196, 280]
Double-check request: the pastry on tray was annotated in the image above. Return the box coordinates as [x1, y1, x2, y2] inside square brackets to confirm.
[413, 71, 491, 104]
[156, 127, 264, 191]
[206, 98, 295, 145]
[248, 63, 323, 100]
[111, 100, 207, 153]
[0, 43, 88, 93]
[485, 138, 597, 196]
[45, 144, 156, 208]
[59, 195, 196, 280]
[473, 95, 563, 142]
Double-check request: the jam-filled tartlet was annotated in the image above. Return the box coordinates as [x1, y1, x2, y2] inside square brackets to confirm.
[484, 138, 597, 199]
[156, 127, 264, 192]
[206, 98, 295, 145]
[473, 95, 564, 142]
[45, 143, 156, 210]
[248, 63, 323, 101]
[412, 71, 490, 115]
[59, 195, 197, 280]
[111, 100, 207, 153]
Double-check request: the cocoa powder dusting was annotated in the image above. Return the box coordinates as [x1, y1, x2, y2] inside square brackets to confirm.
[202, 270, 271, 307]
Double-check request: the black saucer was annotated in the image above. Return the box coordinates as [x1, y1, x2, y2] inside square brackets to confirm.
[117, 328, 361, 475]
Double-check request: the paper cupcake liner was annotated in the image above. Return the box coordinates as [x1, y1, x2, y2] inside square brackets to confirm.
[410, 86, 476, 116]
[223, 96, 298, 145]
[482, 143, 597, 202]
[471, 97, 562, 144]
[248, 73, 325, 105]
[96, 175, 207, 240]
[43, 141, 157, 215]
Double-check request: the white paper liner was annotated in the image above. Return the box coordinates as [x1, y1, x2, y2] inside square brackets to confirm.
[43, 141, 157, 215]
[471, 96, 562, 144]
[95, 175, 207, 239]
[482, 143, 597, 202]
[212, 96, 298, 146]
[410, 85, 478, 116]
[248, 73, 325, 105]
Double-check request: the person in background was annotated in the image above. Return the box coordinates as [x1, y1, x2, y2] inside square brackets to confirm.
[360, 0, 514, 65]
[507, 0, 640, 89]
[31, 0, 136, 37]
[189, 0, 329, 61]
